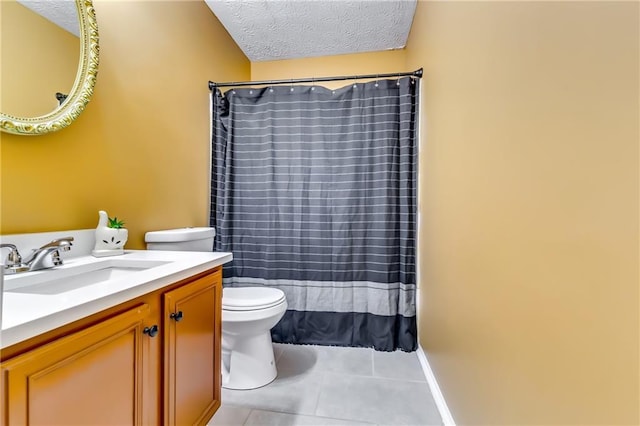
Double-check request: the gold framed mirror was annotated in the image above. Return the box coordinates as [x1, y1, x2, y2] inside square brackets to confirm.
[0, 0, 99, 135]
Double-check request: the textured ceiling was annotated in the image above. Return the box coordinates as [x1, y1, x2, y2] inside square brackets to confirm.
[16, 0, 79, 37]
[204, 0, 417, 62]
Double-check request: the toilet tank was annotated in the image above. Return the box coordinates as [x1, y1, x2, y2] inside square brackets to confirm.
[145, 227, 215, 252]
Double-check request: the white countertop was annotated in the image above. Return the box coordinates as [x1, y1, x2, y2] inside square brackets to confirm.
[1, 250, 232, 349]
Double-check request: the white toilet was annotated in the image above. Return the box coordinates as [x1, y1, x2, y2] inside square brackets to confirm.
[144, 227, 287, 390]
[221, 286, 287, 389]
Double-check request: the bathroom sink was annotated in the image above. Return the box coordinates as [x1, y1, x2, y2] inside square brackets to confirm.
[4, 259, 169, 295]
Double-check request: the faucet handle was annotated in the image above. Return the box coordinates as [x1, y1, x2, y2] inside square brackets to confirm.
[39, 237, 74, 249]
[0, 244, 29, 274]
[51, 250, 64, 266]
[0, 243, 23, 266]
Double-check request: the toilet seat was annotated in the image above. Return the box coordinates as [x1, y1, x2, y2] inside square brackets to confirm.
[223, 287, 286, 311]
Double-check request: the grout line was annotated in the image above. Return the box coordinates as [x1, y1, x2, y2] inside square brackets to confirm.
[322, 369, 428, 384]
[311, 372, 326, 416]
[303, 412, 377, 425]
[245, 406, 303, 418]
[241, 408, 253, 426]
[254, 409, 378, 426]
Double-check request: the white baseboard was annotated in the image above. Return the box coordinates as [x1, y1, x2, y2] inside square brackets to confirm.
[416, 344, 456, 426]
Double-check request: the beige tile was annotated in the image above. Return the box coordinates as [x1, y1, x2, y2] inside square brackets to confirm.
[208, 404, 252, 426]
[315, 373, 441, 425]
[373, 350, 426, 382]
[222, 370, 324, 416]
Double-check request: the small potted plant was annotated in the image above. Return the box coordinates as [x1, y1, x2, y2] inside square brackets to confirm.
[92, 210, 129, 257]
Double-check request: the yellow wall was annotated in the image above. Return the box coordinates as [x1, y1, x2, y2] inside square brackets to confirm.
[406, 1, 639, 424]
[1, 1, 79, 117]
[0, 0, 250, 248]
[251, 50, 407, 88]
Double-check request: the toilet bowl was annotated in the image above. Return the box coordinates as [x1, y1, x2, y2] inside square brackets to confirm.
[222, 287, 287, 390]
[144, 227, 287, 390]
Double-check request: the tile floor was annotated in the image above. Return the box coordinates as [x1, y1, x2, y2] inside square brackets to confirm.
[208, 343, 442, 426]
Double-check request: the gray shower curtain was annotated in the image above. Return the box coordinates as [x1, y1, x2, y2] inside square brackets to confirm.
[211, 77, 418, 351]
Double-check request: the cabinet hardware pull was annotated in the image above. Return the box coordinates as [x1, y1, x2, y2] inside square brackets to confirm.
[170, 311, 184, 322]
[143, 325, 159, 337]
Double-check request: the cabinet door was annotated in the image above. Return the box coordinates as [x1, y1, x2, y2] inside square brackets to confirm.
[164, 269, 222, 426]
[1, 304, 152, 426]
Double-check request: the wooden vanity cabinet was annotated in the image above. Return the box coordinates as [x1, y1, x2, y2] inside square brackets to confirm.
[1, 304, 151, 425]
[164, 272, 222, 425]
[0, 266, 222, 426]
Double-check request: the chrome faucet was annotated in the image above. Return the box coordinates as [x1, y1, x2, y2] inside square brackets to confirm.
[1, 237, 74, 274]
[23, 237, 74, 272]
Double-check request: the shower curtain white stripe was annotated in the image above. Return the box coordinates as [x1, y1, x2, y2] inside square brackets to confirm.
[225, 277, 416, 317]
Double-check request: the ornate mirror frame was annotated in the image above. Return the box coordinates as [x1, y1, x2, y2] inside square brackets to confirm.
[0, 0, 99, 135]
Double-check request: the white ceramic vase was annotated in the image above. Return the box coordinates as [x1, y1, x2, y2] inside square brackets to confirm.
[92, 210, 128, 257]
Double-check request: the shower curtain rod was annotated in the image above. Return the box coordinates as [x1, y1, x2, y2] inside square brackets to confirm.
[208, 68, 422, 90]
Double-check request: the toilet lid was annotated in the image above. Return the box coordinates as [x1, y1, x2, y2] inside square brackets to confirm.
[223, 287, 286, 311]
